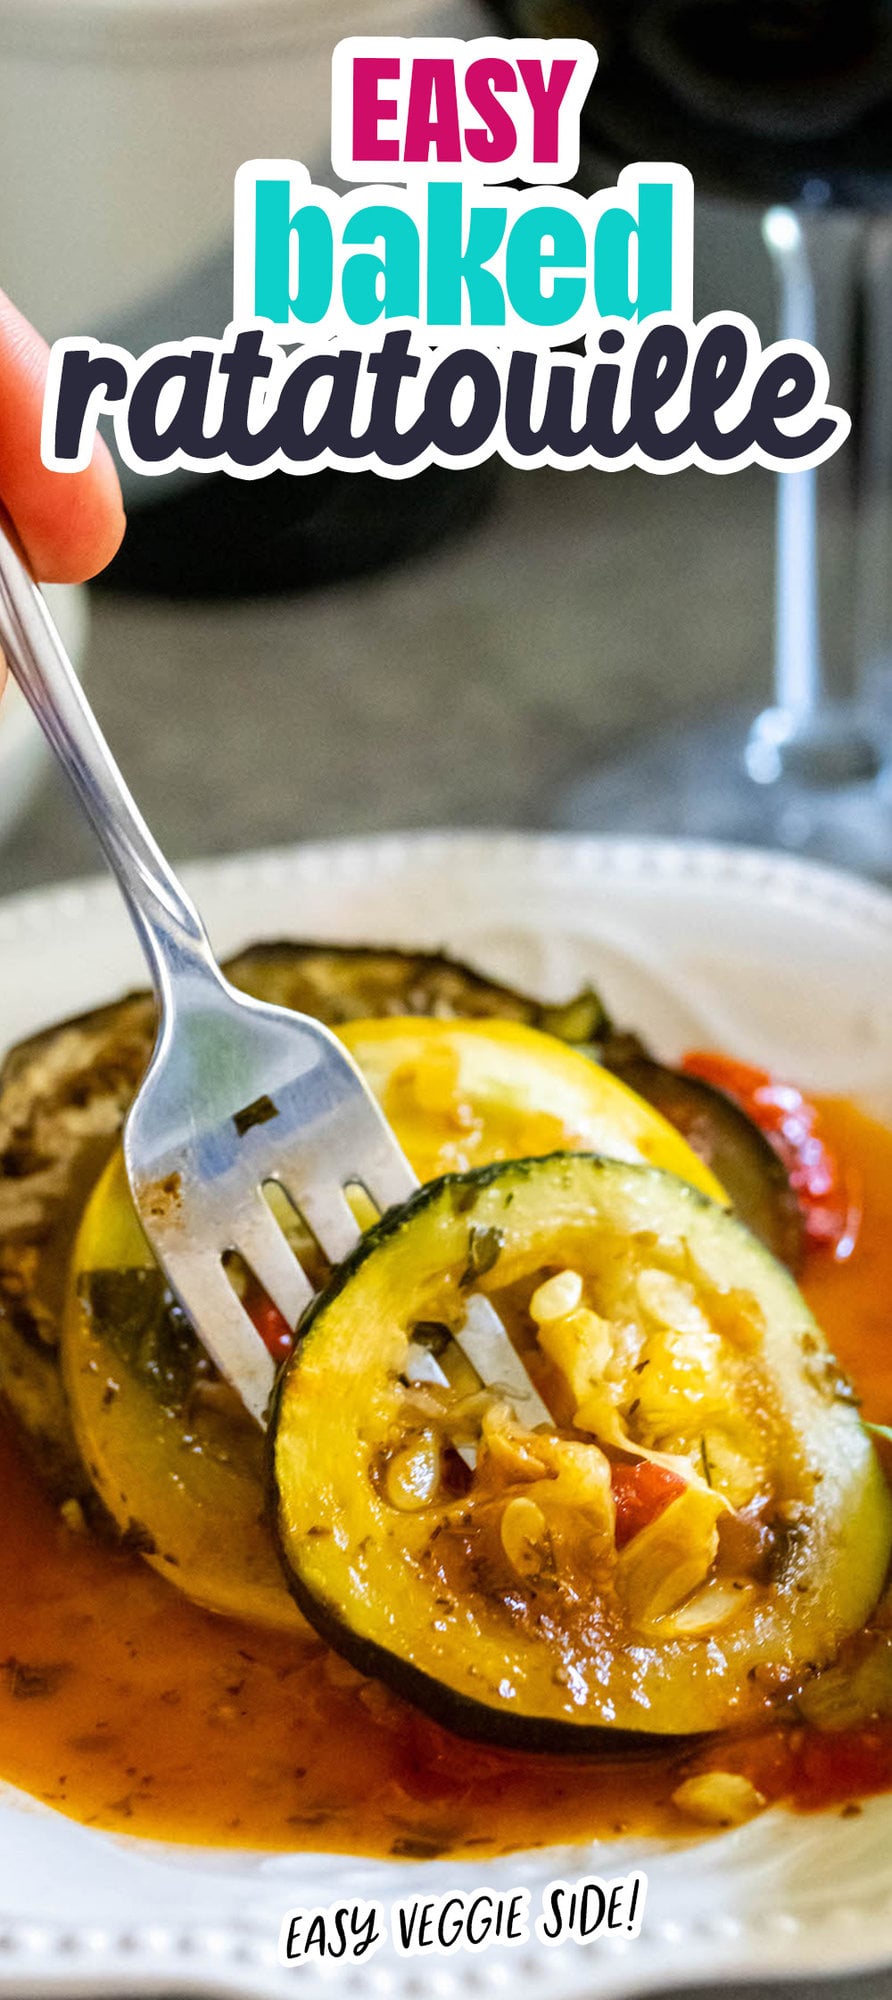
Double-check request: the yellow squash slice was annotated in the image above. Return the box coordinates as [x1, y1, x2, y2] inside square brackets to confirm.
[63, 1020, 722, 1627]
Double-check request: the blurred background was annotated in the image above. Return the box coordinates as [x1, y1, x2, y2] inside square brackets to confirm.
[0, 0, 889, 890]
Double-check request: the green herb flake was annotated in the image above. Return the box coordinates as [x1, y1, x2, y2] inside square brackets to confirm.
[459, 1225, 505, 1287]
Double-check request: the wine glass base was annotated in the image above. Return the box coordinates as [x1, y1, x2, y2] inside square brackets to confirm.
[555, 705, 892, 882]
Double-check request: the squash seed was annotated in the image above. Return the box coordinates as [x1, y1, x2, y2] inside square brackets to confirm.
[671, 1771, 766, 1827]
[530, 1270, 583, 1324]
[385, 1433, 441, 1511]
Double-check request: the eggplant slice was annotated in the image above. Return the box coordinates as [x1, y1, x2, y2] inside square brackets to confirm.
[0, 941, 801, 1514]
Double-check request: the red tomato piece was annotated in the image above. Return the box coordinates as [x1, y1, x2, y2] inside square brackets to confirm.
[681, 1051, 858, 1259]
[246, 1289, 295, 1364]
[611, 1460, 687, 1547]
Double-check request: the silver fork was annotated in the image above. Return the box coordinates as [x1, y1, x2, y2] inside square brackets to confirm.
[0, 524, 550, 1429]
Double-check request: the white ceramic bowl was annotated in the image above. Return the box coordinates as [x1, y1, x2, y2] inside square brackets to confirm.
[0, 583, 89, 844]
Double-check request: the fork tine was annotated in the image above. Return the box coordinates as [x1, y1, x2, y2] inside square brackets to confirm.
[126, 987, 546, 1428]
[348, 1147, 418, 1217]
[164, 1257, 277, 1424]
[232, 1190, 316, 1330]
[456, 1295, 552, 1428]
[286, 1182, 362, 1265]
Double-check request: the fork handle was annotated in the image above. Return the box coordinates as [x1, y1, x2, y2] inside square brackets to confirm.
[0, 517, 219, 1007]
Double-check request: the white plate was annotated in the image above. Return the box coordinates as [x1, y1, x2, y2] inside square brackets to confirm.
[2, 831, 892, 2000]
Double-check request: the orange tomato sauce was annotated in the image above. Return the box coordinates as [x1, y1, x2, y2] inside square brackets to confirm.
[0, 1095, 890, 1856]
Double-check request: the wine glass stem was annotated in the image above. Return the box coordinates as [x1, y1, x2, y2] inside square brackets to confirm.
[748, 208, 881, 788]
[764, 207, 823, 727]
[854, 218, 892, 715]
[775, 450, 821, 722]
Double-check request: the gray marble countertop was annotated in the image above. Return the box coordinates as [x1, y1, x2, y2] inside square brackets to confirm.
[0, 463, 780, 895]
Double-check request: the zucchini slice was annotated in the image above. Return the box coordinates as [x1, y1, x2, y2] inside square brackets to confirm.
[270, 1154, 892, 1747]
[62, 1022, 720, 1626]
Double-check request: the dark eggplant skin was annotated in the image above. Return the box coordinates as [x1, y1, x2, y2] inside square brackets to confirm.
[228, 941, 611, 1037]
[602, 1053, 805, 1275]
